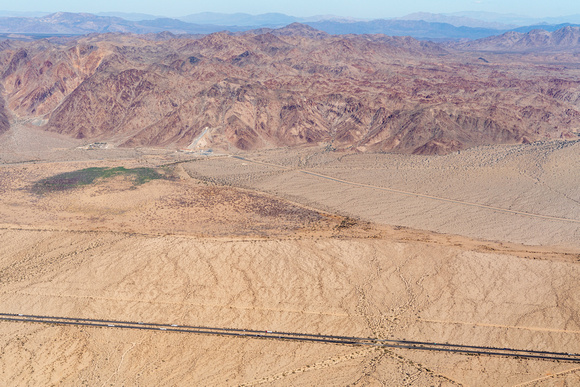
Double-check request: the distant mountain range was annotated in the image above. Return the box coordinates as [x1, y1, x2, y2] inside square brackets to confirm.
[451, 26, 580, 51]
[393, 12, 516, 30]
[179, 12, 300, 27]
[305, 19, 503, 40]
[0, 11, 580, 41]
[444, 11, 580, 27]
[0, 12, 237, 35]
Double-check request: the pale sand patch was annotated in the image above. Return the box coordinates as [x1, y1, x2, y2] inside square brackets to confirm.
[0, 143, 578, 385]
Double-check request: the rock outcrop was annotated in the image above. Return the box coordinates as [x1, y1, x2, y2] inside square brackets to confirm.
[0, 96, 9, 134]
[1, 26, 579, 154]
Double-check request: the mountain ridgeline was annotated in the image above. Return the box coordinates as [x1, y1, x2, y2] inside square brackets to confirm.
[451, 26, 580, 51]
[1, 25, 579, 154]
[1, 12, 580, 40]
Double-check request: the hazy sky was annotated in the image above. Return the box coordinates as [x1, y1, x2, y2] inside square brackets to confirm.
[0, 0, 578, 18]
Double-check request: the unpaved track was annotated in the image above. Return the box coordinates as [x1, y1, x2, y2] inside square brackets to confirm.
[233, 155, 580, 224]
[183, 143, 580, 247]
[1, 227, 579, 385]
[0, 145, 579, 385]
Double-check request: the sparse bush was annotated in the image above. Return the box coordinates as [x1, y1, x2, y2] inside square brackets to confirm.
[336, 217, 357, 230]
[32, 166, 167, 194]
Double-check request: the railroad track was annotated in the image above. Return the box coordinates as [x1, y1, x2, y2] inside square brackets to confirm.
[2, 313, 579, 363]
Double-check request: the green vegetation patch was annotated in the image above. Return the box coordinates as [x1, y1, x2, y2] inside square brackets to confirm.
[32, 166, 166, 194]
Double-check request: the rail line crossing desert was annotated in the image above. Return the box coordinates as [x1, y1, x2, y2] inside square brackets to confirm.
[0, 125, 580, 386]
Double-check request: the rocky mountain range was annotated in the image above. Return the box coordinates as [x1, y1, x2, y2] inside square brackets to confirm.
[398, 11, 580, 29]
[0, 24, 579, 154]
[1, 12, 580, 41]
[0, 12, 234, 35]
[452, 26, 580, 51]
[394, 12, 515, 30]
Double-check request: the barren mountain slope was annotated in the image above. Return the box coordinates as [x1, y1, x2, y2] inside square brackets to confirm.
[0, 96, 9, 134]
[1, 27, 580, 154]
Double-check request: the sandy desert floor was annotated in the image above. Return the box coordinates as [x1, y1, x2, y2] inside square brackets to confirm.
[0, 124, 579, 386]
[184, 139, 580, 248]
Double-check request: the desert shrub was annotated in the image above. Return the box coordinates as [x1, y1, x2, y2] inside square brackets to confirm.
[32, 166, 165, 194]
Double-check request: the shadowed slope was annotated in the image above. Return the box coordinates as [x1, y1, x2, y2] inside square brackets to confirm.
[1, 28, 579, 154]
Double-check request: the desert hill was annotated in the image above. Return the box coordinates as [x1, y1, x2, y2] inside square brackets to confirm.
[0, 27, 579, 154]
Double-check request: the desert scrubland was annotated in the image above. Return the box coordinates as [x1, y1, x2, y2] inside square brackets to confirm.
[1, 22, 580, 386]
[0, 122, 579, 386]
[185, 139, 580, 247]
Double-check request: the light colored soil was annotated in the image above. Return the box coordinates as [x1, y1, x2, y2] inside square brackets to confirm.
[0, 142, 579, 386]
[0, 162, 342, 238]
[0, 229, 579, 386]
[184, 140, 580, 248]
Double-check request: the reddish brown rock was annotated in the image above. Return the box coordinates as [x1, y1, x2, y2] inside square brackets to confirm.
[1, 27, 579, 154]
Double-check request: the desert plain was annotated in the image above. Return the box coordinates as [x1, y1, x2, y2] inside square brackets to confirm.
[0, 122, 578, 386]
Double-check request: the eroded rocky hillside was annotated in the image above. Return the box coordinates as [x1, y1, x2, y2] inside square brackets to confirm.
[1, 25, 579, 154]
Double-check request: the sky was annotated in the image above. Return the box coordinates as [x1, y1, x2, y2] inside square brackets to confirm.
[0, 0, 578, 19]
